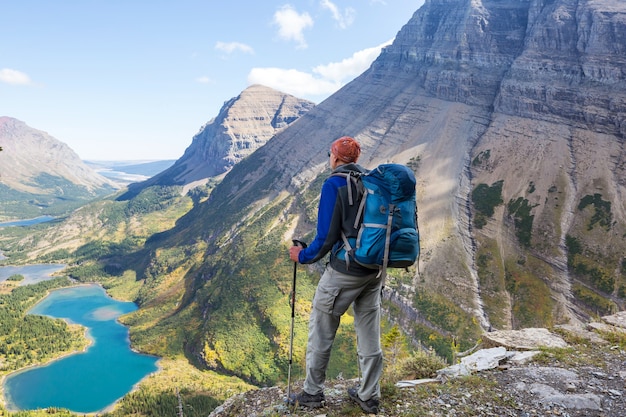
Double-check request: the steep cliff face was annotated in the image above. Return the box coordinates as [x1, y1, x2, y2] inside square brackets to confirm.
[470, 0, 626, 329]
[333, 0, 626, 331]
[118, 85, 315, 200]
[121, 0, 626, 381]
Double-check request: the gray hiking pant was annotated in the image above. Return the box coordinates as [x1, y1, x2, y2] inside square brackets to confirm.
[303, 265, 383, 401]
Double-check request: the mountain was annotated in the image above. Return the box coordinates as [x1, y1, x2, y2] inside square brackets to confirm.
[5, 0, 625, 395]
[116, 0, 626, 381]
[0, 117, 119, 219]
[117, 84, 316, 200]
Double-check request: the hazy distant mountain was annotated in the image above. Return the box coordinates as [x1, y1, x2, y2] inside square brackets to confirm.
[84, 160, 176, 185]
[117, 84, 315, 200]
[0, 117, 119, 219]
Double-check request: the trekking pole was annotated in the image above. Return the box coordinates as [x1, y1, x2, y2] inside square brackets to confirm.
[287, 239, 307, 401]
[356, 333, 361, 386]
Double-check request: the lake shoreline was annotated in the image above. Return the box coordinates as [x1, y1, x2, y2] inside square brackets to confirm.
[0, 216, 57, 228]
[0, 282, 162, 414]
[0, 321, 94, 412]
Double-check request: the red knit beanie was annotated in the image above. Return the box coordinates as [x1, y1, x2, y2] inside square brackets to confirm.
[330, 136, 361, 163]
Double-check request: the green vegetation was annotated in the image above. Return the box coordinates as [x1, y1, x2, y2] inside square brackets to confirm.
[594, 326, 626, 349]
[381, 374, 518, 416]
[411, 291, 482, 362]
[475, 239, 508, 329]
[385, 266, 417, 288]
[193, 198, 319, 385]
[106, 387, 221, 417]
[382, 345, 447, 383]
[0, 277, 85, 372]
[566, 234, 616, 295]
[571, 261, 615, 294]
[471, 149, 491, 167]
[407, 155, 421, 171]
[565, 234, 582, 256]
[532, 346, 579, 367]
[578, 193, 612, 231]
[103, 358, 254, 417]
[471, 180, 503, 228]
[124, 186, 183, 216]
[572, 284, 617, 316]
[0, 175, 115, 220]
[504, 259, 553, 328]
[6, 274, 25, 282]
[507, 197, 535, 247]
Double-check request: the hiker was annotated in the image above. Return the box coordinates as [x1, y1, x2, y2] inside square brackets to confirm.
[288, 136, 382, 414]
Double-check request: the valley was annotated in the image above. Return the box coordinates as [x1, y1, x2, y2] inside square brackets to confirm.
[0, 189, 254, 416]
[0, 0, 625, 416]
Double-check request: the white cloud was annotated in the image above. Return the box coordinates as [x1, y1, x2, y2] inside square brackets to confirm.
[0, 68, 32, 85]
[248, 67, 340, 97]
[247, 40, 391, 99]
[195, 76, 213, 84]
[215, 41, 254, 55]
[313, 40, 391, 82]
[273, 5, 314, 49]
[320, 0, 355, 29]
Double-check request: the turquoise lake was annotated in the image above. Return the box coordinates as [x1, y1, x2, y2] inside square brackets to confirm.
[3, 284, 160, 413]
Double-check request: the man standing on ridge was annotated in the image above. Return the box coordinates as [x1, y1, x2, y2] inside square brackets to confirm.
[289, 136, 383, 415]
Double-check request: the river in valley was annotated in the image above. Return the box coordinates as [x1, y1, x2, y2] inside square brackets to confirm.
[2, 284, 159, 413]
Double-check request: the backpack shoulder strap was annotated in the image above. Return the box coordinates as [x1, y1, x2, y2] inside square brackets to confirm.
[330, 171, 363, 206]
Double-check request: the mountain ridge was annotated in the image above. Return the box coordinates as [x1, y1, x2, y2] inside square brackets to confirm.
[0, 116, 118, 193]
[117, 84, 315, 200]
[0, 116, 119, 220]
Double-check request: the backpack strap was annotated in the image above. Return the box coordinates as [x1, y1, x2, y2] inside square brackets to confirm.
[379, 203, 395, 284]
[353, 189, 368, 229]
[340, 231, 353, 270]
[331, 171, 362, 207]
[331, 170, 365, 271]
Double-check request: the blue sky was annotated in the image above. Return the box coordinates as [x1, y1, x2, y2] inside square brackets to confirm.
[1, 1, 423, 161]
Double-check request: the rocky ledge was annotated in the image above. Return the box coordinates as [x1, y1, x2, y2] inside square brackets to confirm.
[209, 313, 626, 417]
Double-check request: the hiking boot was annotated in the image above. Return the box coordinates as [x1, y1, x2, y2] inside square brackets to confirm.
[348, 387, 380, 414]
[287, 390, 325, 408]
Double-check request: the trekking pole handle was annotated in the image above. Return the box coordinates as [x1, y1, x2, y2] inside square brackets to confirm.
[289, 240, 306, 310]
[292, 239, 307, 248]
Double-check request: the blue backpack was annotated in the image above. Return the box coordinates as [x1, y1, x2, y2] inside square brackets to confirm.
[335, 163, 420, 279]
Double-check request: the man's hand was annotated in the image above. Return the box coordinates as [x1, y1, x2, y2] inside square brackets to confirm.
[289, 244, 302, 263]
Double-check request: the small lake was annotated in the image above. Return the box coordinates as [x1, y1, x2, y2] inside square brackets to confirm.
[0, 216, 56, 228]
[3, 285, 160, 413]
[0, 264, 66, 286]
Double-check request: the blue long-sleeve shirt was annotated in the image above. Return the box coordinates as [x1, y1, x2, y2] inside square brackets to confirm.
[298, 163, 375, 275]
